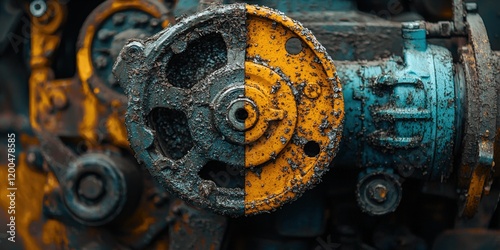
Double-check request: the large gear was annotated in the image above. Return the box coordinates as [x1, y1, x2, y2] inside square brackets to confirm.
[114, 4, 344, 216]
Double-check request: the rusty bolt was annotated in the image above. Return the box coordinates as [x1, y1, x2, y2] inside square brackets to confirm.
[78, 174, 104, 201]
[369, 183, 388, 203]
[94, 55, 108, 69]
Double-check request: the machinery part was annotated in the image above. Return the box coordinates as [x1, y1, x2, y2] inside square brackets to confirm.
[114, 4, 344, 216]
[412, 0, 453, 21]
[335, 21, 457, 182]
[77, 0, 169, 104]
[30, 0, 47, 18]
[38, 131, 142, 226]
[456, 13, 497, 217]
[356, 170, 402, 215]
[28, 0, 68, 134]
[168, 199, 227, 250]
[62, 153, 142, 226]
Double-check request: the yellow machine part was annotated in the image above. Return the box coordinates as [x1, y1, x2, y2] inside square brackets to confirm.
[77, 0, 169, 146]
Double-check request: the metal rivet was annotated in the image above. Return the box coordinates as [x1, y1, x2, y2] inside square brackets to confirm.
[465, 2, 477, 13]
[402, 21, 421, 30]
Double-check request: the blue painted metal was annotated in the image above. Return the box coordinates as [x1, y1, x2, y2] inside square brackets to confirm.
[335, 22, 459, 182]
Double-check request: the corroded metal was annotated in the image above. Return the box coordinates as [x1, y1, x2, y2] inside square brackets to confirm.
[115, 3, 344, 216]
[335, 22, 457, 183]
[77, 0, 169, 105]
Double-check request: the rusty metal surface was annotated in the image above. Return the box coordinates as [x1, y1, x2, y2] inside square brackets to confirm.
[457, 13, 497, 218]
[115, 3, 344, 217]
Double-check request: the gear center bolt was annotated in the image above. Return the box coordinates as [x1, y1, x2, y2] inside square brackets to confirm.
[211, 62, 294, 167]
[227, 97, 259, 132]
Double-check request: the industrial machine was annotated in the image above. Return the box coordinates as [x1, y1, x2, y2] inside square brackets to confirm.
[1, 0, 500, 249]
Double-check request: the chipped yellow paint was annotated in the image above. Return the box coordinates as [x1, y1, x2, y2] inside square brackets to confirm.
[77, 0, 168, 100]
[80, 78, 99, 144]
[106, 104, 130, 148]
[244, 5, 344, 214]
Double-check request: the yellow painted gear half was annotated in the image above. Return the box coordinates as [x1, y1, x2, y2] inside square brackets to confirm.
[243, 5, 344, 214]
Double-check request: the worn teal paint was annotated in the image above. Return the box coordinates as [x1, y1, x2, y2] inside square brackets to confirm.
[335, 23, 459, 181]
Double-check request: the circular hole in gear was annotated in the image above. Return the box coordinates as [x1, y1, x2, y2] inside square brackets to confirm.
[235, 108, 248, 122]
[285, 37, 303, 55]
[165, 33, 228, 89]
[304, 141, 320, 157]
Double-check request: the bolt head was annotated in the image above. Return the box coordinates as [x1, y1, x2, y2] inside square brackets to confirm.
[369, 183, 388, 203]
[30, 0, 47, 17]
[78, 174, 104, 201]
